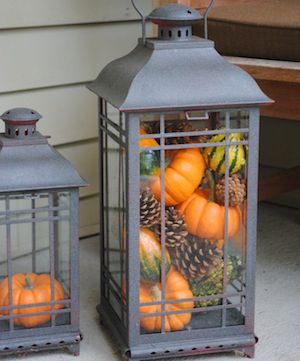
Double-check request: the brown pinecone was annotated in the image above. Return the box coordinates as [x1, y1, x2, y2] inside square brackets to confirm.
[171, 235, 223, 281]
[140, 188, 161, 227]
[215, 174, 246, 207]
[165, 207, 188, 248]
[141, 121, 160, 134]
[151, 207, 188, 248]
[165, 120, 208, 145]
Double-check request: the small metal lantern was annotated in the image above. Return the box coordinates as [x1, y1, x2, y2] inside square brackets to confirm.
[0, 108, 87, 356]
[88, 2, 272, 360]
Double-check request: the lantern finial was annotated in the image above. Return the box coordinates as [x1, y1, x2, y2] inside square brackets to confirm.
[148, 4, 202, 41]
[0, 107, 42, 139]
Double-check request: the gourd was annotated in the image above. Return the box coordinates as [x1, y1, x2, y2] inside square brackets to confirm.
[140, 267, 194, 332]
[140, 227, 171, 283]
[203, 132, 246, 175]
[151, 148, 206, 206]
[0, 273, 64, 328]
[177, 189, 241, 240]
[139, 128, 206, 206]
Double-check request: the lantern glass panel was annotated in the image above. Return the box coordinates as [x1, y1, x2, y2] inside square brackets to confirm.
[139, 110, 249, 334]
[0, 190, 72, 331]
[100, 101, 127, 327]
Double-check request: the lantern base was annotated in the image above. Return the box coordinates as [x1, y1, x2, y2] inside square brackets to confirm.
[98, 302, 257, 361]
[0, 330, 82, 356]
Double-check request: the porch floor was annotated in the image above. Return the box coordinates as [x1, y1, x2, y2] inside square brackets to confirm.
[3, 203, 300, 361]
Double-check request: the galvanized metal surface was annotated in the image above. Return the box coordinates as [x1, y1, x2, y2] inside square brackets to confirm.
[0, 108, 86, 356]
[0, 109, 87, 192]
[148, 4, 202, 25]
[96, 102, 259, 360]
[91, 3, 266, 360]
[0, 108, 42, 122]
[88, 39, 272, 112]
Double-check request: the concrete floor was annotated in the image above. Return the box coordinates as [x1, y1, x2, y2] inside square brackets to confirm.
[3, 203, 300, 361]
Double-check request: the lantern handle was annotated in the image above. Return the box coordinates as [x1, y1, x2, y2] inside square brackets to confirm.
[202, 0, 217, 39]
[131, 0, 147, 45]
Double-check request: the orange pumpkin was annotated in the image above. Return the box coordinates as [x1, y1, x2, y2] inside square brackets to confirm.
[151, 148, 206, 206]
[0, 273, 64, 328]
[177, 189, 241, 240]
[140, 267, 193, 332]
[139, 127, 159, 148]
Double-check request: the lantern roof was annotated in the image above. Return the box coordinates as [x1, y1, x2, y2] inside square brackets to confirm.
[0, 108, 87, 193]
[87, 5, 272, 112]
[1, 107, 42, 123]
[148, 4, 202, 25]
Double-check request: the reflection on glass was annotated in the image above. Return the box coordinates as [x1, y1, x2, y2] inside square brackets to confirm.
[0, 191, 71, 331]
[139, 111, 249, 334]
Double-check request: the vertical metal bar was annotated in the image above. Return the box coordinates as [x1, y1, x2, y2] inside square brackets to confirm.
[5, 195, 14, 331]
[244, 108, 260, 331]
[118, 111, 125, 327]
[104, 101, 110, 303]
[126, 113, 140, 347]
[98, 98, 106, 305]
[48, 192, 56, 327]
[31, 199, 36, 273]
[53, 193, 59, 279]
[70, 189, 80, 327]
[160, 114, 166, 334]
[222, 112, 230, 327]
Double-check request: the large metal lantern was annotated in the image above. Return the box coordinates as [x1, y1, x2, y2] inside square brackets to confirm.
[88, 3, 272, 360]
[0, 108, 87, 356]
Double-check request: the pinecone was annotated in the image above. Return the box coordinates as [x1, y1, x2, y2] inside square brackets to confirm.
[171, 235, 223, 281]
[215, 174, 246, 207]
[165, 207, 188, 248]
[140, 188, 161, 227]
[190, 255, 243, 308]
[150, 207, 188, 248]
[165, 120, 208, 145]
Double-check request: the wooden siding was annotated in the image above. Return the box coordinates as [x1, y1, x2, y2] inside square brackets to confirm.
[0, 1, 153, 237]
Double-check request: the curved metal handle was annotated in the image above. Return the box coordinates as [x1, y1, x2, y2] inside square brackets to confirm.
[131, 0, 146, 44]
[202, 0, 217, 39]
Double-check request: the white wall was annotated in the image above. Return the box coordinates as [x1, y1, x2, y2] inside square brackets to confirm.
[0, 0, 153, 237]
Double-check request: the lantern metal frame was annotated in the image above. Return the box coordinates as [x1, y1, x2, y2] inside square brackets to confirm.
[88, 3, 272, 361]
[0, 108, 87, 356]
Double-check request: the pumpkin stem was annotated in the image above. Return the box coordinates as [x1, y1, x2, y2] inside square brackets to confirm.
[151, 284, 162, 301]
[25, 276, 34, 289]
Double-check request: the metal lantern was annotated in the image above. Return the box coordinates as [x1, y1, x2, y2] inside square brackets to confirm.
[0, 108, 87, 356]
[88, 2, 272, 360]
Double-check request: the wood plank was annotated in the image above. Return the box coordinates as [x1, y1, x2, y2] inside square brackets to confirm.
[191, 0, 257, 9]
[259, 166, 300, 202]
[227, 57, 300, 84]
[0, 22, 145, 93]
[258, 80, 300, 122]
[158, 0, 256, 8]
[260, 118, 299, 169]
[0, 85, 98, 146]
[0, 0, 152, 29]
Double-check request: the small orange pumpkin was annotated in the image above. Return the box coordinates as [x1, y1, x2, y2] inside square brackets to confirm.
[0, 273, 64, 328]
[139, 128, 206, 206]
[177, 189, 241, 240]
[140, 267, 193, 332]
[151, 148, 206, 206]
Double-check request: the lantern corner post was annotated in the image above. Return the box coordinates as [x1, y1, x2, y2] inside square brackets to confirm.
[125, 112, 141, 348]
[245, 107, 260, 335]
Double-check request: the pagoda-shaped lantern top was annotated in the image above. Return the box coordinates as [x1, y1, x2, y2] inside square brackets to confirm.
[88, 3, 272, 112]
[0, 108, 86, 193]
